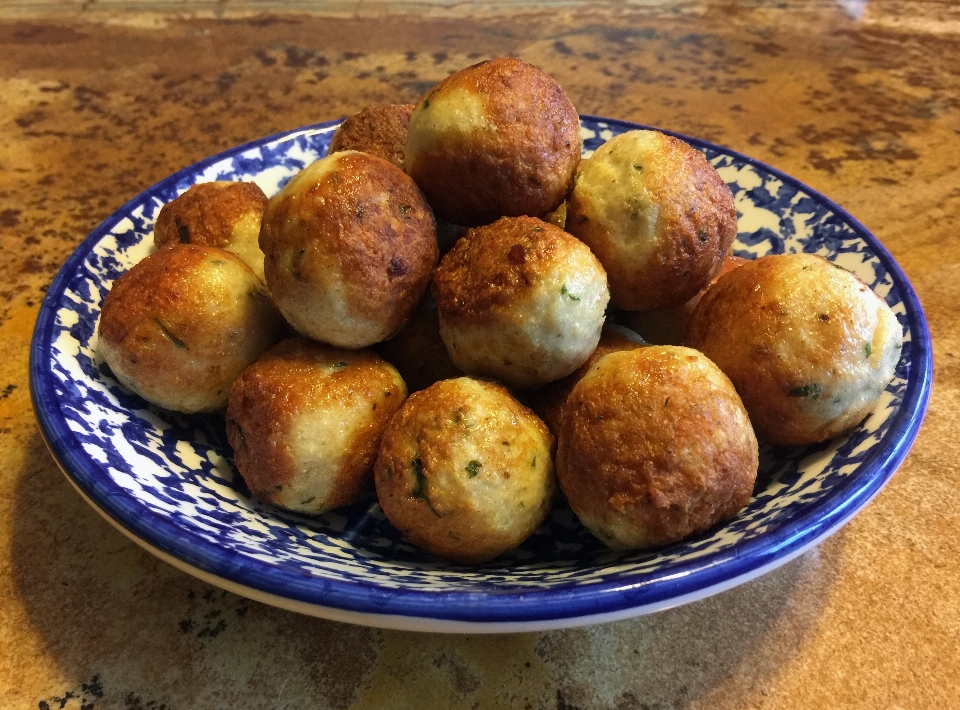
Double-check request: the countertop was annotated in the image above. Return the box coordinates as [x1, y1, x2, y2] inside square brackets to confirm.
[1, 1, 958, 707]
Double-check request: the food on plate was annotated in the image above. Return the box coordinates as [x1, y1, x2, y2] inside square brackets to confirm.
[432, 216, 609, 389]
[404, 57, 581, 227]
[328, 103, 415, 171]
[153, 181, 268, 280]
[524, 323, 646, 436]
[259, 150, 438, 349]
[98, 244, 282, 413]
[686, 253, 902, 445]
[375, 292, 462, 393]
[556, 346, 758, 550]
[374, 377, 555, 564]
[226, 338, 407, 514]
[617, 254, 747, 345]
[566, 129, 737, 311]
[94, 52, 902, 555]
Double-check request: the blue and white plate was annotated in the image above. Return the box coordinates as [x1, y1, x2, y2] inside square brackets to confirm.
[30, 116, 932, 632]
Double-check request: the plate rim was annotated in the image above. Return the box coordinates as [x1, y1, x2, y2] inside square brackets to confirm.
[45, 443, 892, 634]
[29, 116, 933, 628]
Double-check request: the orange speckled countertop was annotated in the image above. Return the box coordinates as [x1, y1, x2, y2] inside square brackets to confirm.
[1, 1, 959, 707]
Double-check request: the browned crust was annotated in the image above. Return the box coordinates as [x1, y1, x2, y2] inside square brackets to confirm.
[567, 133, 737, 311]
[260, 152, 438, 338]
[556, 348, 758, 548]
[406, 57, 581, 226]
[100, 244, 251, 349]
[98, 244, 279, 409]
[374, 378, 554, 564]
[524, 324, 647, 436]
[329, 103, 415, 171]
[154, 181, 267, 250]
[686, 254, 884, 445]
[225, 338, 406, 506]
[432, 215, 591, 326]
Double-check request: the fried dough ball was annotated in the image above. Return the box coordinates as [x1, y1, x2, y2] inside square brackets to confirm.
[432, 216, 609, 389]
[404, 57, 581, 227]
[154, 181, 268, 280]
[260, 151, 438, 348]
[98, 245, 282, 413]
[524, 324, 646, 436]
[374, 377, 555, 564]
[618, 255, 747, 345]
[375, 292, 462, 393]
[328, 103, 415, 171]
[567, 130, 737, 311]
[557, 347, 758, 550]
[226, 339, 407, 514]
[686, 253, 902, 446]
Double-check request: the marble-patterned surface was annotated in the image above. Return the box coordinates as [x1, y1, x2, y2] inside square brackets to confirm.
[1, 1, 958, 707]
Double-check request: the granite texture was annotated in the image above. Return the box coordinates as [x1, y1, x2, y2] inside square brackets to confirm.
[1, 1, 958, 707]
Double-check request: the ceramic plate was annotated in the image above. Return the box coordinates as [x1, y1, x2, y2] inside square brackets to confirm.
[29, 116, 932, 633]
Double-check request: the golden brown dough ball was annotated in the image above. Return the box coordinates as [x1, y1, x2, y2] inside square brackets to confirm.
[404, 57, 581, 227]
[328, 103, 415, 171]
[375, 292, 462, 393]
[98, 245, 283, 413]
[686, 253, 902, 446]
[259, 151, 438, 348]
[432, 216, 609, 389]
[524, 323, 646, 436]
[226, 338, 407, 514]
[618, 254, 747, 345]
[374, 377, 555, 564]
[567, 130, 737, 311]
[557, 347, 758, 550]
[154, 181, 268, 280]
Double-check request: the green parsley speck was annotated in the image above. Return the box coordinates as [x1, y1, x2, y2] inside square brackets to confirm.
[412, 457, 440, 517]
[788, 384, 823, 398]
[155, 319, 186, 349]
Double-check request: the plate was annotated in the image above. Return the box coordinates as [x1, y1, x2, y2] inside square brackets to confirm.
[29, 116, 932, 633]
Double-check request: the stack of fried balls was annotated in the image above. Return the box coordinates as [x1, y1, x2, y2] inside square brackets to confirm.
[97, 57, 901, 564]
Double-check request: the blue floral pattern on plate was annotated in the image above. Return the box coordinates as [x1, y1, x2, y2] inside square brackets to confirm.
[30, 116, 932, 632]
